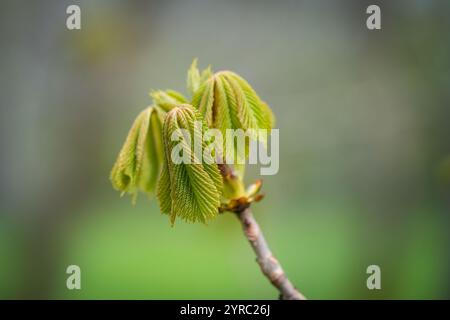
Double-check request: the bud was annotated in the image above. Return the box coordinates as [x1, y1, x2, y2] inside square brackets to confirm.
[157, 104, 223, 225]
[110, 106, 164, 202]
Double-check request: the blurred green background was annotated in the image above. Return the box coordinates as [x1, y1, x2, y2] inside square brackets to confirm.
[1, 0, 449, 299]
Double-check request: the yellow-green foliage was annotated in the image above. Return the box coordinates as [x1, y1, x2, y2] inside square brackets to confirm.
[187, 58, 212, 96]
[110, 106, 164, 201]
[192, 70, 275, 138]
[157, 105, 223, 225]
[191, 68, 275, 174]
[111, 59, 275, 224]
[150, 89, 187, 112]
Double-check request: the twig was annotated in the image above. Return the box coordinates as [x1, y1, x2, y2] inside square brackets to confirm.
[235, 207, 306, 300]
[219, 163, 305, 299]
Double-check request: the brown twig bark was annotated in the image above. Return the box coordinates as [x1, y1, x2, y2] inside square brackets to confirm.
[235, 207, 306, 300]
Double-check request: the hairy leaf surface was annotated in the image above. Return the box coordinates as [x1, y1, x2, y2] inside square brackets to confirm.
[157, 104, 223, 225]
[110, 106, 164, 201]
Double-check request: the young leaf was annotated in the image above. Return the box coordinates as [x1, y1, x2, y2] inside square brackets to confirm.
[150, 89, 188, 112]
[191, 70, 275, 166]
[110, 106, 164, 202]
[187, 59, 200, 96]
[187, 58, 213, 96]
[157, 104, 223, 225]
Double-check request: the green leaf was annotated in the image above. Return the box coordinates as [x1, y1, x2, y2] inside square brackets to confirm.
[150, 89, 188, 112]
[156, 156, 173, 221]
[187, 58, 213, 96]
[227, 72, 274, 130]
[192, 79, 215, 125]
[200, 65, 213, 84]
[187, 59, 200, 96]
[110, 106, 164, 202]
[191, 70, 275, 165]
[157, 104, 223, 225]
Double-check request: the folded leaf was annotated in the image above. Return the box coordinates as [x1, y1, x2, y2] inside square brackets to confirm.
[150, 89, 188, 112]
[192, 70, 275, 167]
[110, 106, 164, 202]
[187, 58, 213, 96]
[157, 104, 223, 225]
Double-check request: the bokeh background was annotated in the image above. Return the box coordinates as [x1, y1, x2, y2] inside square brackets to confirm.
[1, 0, 449, 299]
